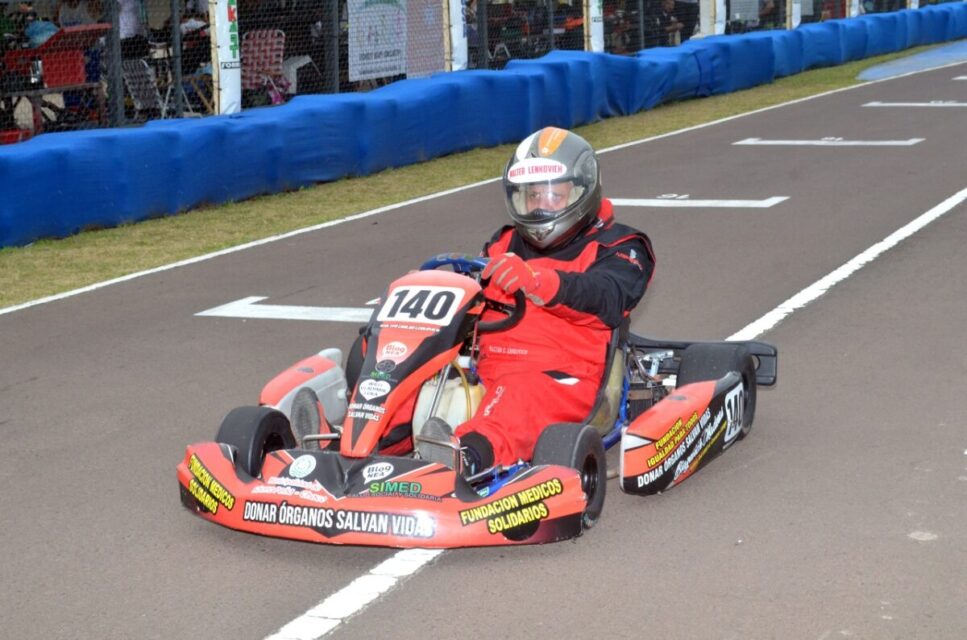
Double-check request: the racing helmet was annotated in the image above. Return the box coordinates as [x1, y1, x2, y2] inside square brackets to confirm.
[502, 127, 602, 250]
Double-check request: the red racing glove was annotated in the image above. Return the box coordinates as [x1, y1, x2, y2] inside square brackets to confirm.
[482, 252, 561, 306]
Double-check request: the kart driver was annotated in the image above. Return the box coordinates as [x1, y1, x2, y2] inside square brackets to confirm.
[421, 126, 656, 473]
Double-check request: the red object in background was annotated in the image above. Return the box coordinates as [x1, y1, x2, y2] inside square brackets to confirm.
[0, 129, 33, 144]
[3, 23, 111, 88]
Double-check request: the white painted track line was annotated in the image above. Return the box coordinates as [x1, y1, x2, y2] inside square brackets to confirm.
[196, 296, 373, 323]
[863, 100, 967, 107]
[734, 137, 924, 146]
[611, 197, 788, 208]
[263, 185, 967, 639]
[729, 185, 967, 341]
[264, 549, 444, 640]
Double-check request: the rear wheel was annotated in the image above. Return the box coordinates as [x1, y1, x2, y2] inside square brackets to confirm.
[215, 406, 295, 477]
[533, 423, 607, 530]
[676, 343, 757, 439]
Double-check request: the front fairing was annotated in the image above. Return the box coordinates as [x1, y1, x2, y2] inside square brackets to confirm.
[177, 442, 586, 548]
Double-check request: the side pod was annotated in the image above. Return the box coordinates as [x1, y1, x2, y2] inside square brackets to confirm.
[619, 374, 744, 495]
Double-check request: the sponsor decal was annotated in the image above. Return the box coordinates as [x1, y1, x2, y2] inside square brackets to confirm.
[241, 500, 435, 538]
[486, 344, 529, 356]
[505, 158, 567, 184]
[367, 480, 440, 501]
[268, 476, 323, 491]
[636, 409, 711, 488]
[347, 401, 387, 422]
[187, 454, 235, 513]
[380, 323, 439, 333]
[362, 462, 394, 482]
[375, 359, 396, 373]
[288, 454, 317, 479]
[459, 478, 563, 535]
[369, 480, 420, 495]
[616, 249, 643, 271]
[380, 341, 408, 360]
[255, 483, 329, 504]
[646, 411, 701, 468]
[359, 379, 391, 401]
[482, 385, 505, 417]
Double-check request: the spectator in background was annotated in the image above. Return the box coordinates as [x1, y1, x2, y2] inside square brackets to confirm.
[758, 0, 778, 28]
[2, 0, 36, 41]
[55, 0, 99, 25]
[118, 0, 147, 58]
[674, 0, 698, 42]
[657, 0, 683, 46]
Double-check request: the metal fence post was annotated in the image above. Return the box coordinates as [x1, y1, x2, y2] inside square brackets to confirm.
[106, 0, 124, 127]
[548, 0, 555, 49]
[477, 0, 489, 69]
[638, 0, 646, 49]
[170, 0, 184, 117]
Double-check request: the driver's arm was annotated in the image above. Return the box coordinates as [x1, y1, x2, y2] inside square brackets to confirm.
[545, 236, 654, 329]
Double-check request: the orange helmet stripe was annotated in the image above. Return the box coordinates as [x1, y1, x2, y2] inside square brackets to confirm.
[537, 127, 568, 157]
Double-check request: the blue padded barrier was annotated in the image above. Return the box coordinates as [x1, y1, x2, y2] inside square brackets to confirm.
[952, 4, 967, 38]
[800, 21, 849, 69]
[2, 3, 967, 248]
[505, 51, 617, 129]
[920, 6, 950, 44]
[637, 46, 709, 100]
[603, 53, 678, 113]
[865, 13, 901, 57]
[742, 29, 805, 77]
[679, 35, 776, 93]
[903, 11, 929, 47]
[839, 18, 869, 61]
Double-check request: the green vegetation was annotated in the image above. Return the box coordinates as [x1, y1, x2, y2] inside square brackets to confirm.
[0, 47, 934, 310]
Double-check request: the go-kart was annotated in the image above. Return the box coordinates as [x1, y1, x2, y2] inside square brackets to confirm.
[177, 253, 777, 548]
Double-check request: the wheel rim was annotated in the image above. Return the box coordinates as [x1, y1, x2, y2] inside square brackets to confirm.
[581, 453, 599, 503]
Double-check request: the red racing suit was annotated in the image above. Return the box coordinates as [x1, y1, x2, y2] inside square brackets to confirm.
[455, 199, 655, 465]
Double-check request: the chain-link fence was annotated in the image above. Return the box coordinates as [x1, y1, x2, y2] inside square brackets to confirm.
[0, 0, 940, 143]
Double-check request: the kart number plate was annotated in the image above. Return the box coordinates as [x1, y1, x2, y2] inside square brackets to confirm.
[377, 286, 465, 326]
[723, 383, 745, 444]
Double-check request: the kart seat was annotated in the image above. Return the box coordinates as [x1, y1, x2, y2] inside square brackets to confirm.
[584, 318, 629, 435]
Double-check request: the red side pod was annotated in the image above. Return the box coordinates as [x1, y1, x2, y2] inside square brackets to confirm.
[259, 355, 340, 407]
[620, 381, 720, 495]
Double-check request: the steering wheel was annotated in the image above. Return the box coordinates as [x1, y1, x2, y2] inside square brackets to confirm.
[420, 253, 525, 332]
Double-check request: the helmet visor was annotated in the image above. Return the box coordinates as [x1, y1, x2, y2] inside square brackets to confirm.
[505, 158, 585, 222]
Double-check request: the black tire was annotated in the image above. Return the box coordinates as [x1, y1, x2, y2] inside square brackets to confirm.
[676, 343, 757, 439]
[290, 387, 325, 450]
[532, 423, 607, 530]
[215, 406, 296, 478]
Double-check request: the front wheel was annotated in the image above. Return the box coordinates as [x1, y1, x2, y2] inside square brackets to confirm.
[676, 343, 757, 439]
[533, 423, 607, 529]
[215, 406, 296, 477]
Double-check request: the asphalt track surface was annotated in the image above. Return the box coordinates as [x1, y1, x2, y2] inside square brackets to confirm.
[2, 60, 966, 640]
